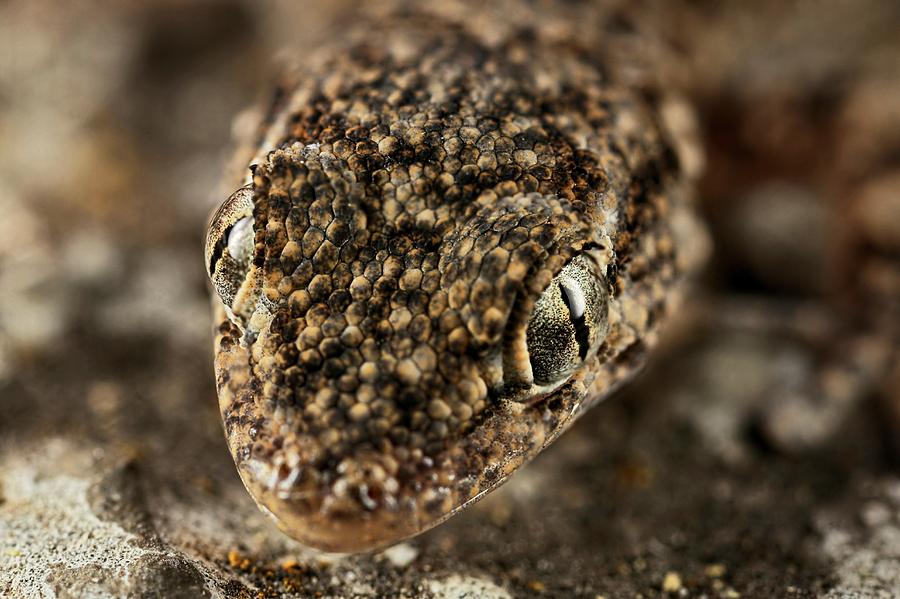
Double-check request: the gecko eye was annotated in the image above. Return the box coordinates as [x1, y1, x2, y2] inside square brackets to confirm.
[205, 186, 255, 308]
[525, 254, 610, 386]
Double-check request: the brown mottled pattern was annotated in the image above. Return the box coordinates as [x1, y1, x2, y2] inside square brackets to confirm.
[210, 5, 704, 551]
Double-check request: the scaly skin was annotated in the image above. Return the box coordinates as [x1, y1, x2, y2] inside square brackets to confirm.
[207, 3, 705, 552]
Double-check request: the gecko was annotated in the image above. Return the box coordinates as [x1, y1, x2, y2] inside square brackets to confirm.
[203, 1, 899, 552]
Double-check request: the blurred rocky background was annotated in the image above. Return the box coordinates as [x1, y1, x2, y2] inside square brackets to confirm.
[1, 1, 899, 597]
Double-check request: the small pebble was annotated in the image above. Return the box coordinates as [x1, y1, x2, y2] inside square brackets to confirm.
[383, 543, 418, 568]
[662, 571, 682, 593]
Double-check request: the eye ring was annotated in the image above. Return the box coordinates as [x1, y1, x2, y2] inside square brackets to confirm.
[205, 186, 255, 308]
[524, 253, 610, 388]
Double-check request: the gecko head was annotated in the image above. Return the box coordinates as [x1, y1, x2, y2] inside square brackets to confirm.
[205, 118, 689, 551]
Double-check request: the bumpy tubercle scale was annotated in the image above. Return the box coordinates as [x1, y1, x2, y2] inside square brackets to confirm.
[210, 5, 705, 552]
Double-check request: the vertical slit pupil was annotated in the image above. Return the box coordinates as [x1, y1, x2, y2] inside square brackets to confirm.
[559, 282, 591, 360]
[208, 228, 230, 276]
